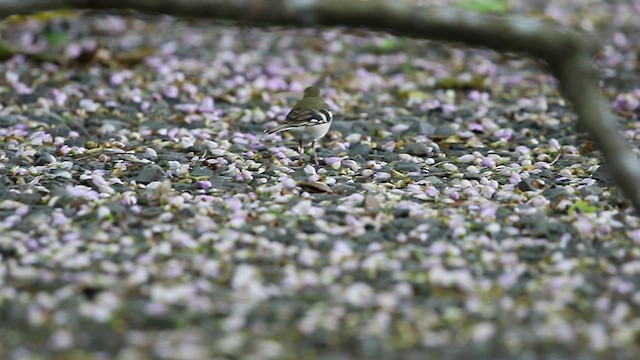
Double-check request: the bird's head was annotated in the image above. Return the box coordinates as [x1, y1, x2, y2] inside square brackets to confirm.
[303, 86, 321, 98]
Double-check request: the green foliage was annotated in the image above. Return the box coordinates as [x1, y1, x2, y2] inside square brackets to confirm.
[364, 38, 412, 54]
[457, 0, 510, 13]
[43, 30, 68, 46]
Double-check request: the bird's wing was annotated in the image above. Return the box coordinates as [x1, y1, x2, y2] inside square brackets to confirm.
[286, 107, 332, 126]
[285, 109, 318, 126]
[265, 106, 332, 134]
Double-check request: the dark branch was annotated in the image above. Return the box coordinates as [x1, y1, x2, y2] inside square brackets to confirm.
[2, 0, 639, 211]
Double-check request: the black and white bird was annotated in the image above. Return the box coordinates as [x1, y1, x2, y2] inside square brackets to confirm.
[265, 86, 333, 166]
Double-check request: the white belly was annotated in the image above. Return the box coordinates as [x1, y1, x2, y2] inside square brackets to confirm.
[288, 121, 332, 143]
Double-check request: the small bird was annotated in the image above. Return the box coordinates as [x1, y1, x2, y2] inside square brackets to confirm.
[265, 86, 333, 166]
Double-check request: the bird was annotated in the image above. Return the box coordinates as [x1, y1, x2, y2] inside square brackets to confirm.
[264, 86, 333, 166]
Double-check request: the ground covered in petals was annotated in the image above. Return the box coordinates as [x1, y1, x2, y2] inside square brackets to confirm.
[1, 2, 640, 359]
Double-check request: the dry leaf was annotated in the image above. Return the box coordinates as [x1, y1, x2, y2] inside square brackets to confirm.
[298, 181, 334, 193]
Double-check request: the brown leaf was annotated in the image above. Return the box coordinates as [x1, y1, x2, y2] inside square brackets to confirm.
[298, 181, 334, 194]
[114, 46, 156, 67]
[364, 194, 382, 213]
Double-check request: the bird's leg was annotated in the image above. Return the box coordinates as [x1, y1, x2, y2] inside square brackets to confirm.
[298, 140, 304, 166]
[312, 140, 319, 166]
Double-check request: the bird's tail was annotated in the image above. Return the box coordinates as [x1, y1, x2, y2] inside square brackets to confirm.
[264, 123, 292, 135]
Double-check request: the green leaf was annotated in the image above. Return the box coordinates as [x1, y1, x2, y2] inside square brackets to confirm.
[568, 200, 600, 215]
[0, 42, 15, 61]
[457, 0, 510, 13]
[44, 31, 68, 46]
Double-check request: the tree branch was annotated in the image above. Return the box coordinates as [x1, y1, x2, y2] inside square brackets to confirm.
[2, 0, 639, 211]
